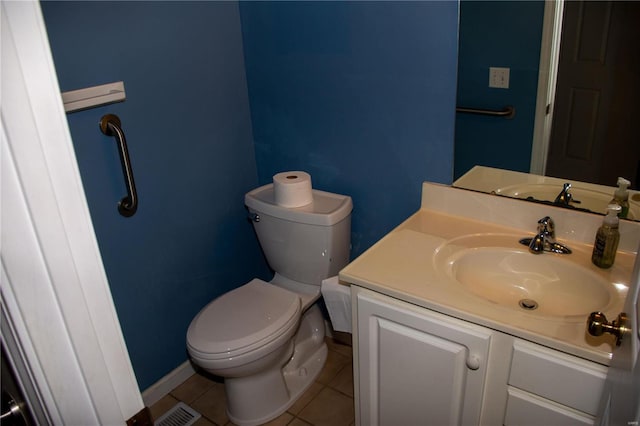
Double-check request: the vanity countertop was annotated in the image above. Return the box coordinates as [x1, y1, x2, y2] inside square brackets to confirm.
[339, 183, 640, 365]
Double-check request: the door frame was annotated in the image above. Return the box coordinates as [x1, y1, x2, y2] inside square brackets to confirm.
[530, 0, 564, 176]
[1, 1, 143, 423]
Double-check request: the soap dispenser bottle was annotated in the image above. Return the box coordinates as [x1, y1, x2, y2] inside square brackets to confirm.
[592, 204, 621, 269]
[610, 177, 630, 218]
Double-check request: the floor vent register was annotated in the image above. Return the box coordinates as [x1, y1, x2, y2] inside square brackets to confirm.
[154, 402, 202, 426]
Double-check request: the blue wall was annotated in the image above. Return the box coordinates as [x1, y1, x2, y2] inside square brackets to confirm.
[41, 1, 271, 390]
[240, 1, 459, 256]
[455, 1, 544, 179]
[41, 1, 459, 390]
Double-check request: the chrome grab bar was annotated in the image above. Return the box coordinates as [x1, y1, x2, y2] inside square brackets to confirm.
[99, 114, 138, 217]
[456, 105, 515, 119]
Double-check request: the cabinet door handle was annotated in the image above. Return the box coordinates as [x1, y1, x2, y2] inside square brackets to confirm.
[466, 354, 481, 370]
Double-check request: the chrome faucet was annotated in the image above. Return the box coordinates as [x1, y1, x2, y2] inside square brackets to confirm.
[519, 216, 572, 254]
[554, 183, 573, 206]
[554, 183, 581, 207]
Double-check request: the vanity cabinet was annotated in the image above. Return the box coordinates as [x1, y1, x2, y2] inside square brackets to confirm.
[352, 287, 608, 426]
[354, 287, 492, 426]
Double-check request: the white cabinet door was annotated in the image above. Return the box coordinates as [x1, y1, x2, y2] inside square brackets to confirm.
[355, 288, 492, 426]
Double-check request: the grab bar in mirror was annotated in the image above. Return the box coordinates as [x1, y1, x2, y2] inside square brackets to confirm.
[99, 114, 138, 217]
[456, 105, 515, 119]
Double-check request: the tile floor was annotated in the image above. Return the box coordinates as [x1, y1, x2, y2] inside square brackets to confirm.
[150, 337, 355, 426]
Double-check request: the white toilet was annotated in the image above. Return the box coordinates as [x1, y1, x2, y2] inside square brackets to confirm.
[186, 183, 352, 426]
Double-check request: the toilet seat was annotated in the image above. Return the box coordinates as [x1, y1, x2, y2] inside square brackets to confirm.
[187, 279, 301, 361]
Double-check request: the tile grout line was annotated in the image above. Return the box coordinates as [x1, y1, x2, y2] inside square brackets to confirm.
[287, 382, 328, 417]
[166, 379, 218, 424]
[168, 372, 216, 405]
[324, 360, 354, 399]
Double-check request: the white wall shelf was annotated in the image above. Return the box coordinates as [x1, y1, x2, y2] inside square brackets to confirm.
[61, 81, 125, 113]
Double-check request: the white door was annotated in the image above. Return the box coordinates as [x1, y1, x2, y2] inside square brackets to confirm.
[596, 241, 640, 425]
[1, 1, 143, 423]
[545, 1, 640, 186]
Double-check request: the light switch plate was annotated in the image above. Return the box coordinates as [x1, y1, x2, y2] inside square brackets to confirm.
[489, 67, 510, 89]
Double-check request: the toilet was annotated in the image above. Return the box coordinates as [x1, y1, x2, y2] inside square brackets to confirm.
[186, 183, 352, 426]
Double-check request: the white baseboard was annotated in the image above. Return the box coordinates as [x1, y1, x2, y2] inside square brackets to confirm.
[141, 360, 196, 407]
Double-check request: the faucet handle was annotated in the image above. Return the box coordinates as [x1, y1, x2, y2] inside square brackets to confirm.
[537, 216, 555, 239]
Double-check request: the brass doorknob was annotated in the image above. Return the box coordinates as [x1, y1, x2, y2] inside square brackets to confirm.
[587, 312, 629, 346]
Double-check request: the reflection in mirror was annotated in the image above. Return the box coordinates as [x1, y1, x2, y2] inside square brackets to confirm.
[455, 166, 640, 221]
[454, 1, 640, 216]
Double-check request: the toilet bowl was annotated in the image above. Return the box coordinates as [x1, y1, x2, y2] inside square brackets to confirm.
[187, 279, 301, 377]
[186, 183, 352, 426]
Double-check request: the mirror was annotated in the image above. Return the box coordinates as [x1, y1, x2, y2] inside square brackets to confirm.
[454, 166, 640, 220]
[453, 1, 640, 221]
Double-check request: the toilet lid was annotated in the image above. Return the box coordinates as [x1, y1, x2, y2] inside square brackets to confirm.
[187, 279, 301, 358]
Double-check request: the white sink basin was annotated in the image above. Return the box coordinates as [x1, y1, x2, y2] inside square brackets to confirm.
[435, 234, 618, 318]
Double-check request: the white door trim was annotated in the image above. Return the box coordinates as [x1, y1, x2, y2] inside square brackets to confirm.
[530, 0, 564, 175]
[1, 1, 143, 423]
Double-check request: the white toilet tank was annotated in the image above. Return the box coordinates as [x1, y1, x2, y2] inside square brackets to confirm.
[245, 184, 352, 286]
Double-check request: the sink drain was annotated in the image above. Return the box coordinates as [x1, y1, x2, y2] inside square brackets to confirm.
[519, 299, 539, 310]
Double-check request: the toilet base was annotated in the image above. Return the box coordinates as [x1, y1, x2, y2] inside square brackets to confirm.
[225, 305, 328, 426]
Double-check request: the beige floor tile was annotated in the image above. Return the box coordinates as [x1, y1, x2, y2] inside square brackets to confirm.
[298, 387, 355, 426]
[263, 411, 294, 426]
[193, 416, 216, 426]
[190, 382, 229, 426]
[328, 363, 353, 398]
[149, 394, 179, 420]
[224, 410, 292, 426]
[171, 373, 216, 404]
[288, 418, 312, 426]
[287, 381, 324, 415]
[316, 349, 350, 385]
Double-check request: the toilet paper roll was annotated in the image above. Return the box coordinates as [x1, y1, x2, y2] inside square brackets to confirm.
[321, 276, 352, 333]
[273, 171, 313, 208]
